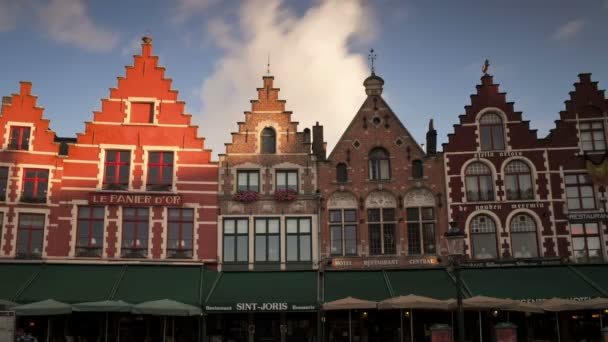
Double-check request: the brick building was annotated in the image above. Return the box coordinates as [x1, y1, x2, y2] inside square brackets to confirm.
[317, 72, 447, 270]
[0, 37, 218, 263]
[444, 72, 608, 262]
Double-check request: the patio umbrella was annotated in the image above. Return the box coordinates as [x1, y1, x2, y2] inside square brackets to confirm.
[0, 299, 17, 309]
[131, 299, 202, 316]
[513, 301, 544, 314]
[540, 298, 585, 312]
[73, 300, 132, 342]
[378, 294, 453, 310]
[462, 296, 519, 342]
[323, 297, 377, 342]
[14, 299, 72, 342]
[578, 297, 608, 310]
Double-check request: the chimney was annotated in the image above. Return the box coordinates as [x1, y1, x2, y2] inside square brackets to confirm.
[426, 119, 437, 155]
[2, 96, 11, 105]
[312, 122, 326, 161]
[20, 81, 32, 95]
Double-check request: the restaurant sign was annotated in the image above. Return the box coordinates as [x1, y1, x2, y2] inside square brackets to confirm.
[205, 303, 317, 312]
[89, 192, 183, 206]
[567, 212, 608, 222]
[329, 256, 439, 270]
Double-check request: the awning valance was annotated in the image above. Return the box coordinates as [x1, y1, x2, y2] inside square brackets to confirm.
[324, 271, 390, 302]
[386, 269, 456, 300]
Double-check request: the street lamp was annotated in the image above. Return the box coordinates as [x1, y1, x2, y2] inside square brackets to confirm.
[445, 221, 466, 342]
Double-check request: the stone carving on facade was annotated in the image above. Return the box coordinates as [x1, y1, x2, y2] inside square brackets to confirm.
[403, 188, 435, 207]
[327, 191, 358, 208]
[290, 201, 305, 213]
[227, 202, 244, 214]
[261, 202, 274, 213]
[365, 191, 397, 208]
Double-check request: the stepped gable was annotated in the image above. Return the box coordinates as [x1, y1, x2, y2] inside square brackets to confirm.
[444, 74, 538, 152]
[223, 76, 310, 155]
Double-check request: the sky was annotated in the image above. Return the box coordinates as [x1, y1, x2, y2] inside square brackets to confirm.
[0, 0, 607, 159]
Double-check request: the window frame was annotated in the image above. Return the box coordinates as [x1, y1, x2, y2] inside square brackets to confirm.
[21, 168, 49, 203]
[504, 160, 534, 201]
[146, 151, 174, 191]
[286, 217, 312, 262]
[406, 206, 436, 255]
[16, 213, 45, 258]
[336, 163, 348, 183]
[103, 150, 131, 190]
[121, 207, 149, 258]
[167, 208, 194, 259]
[412, 160, 424, 179]
[275, 170, 298, 191]
[367, 208, 397, 255]
[580, 121, 606, 152]
[470, 214, 499, 260]
[329, 209, 358, 256]
[254, 217, 281, 262]
[260, 127, 277, 154]
[565, 174, 596, 210]
[571, 222, 603, 263]
[223, 218, 249, 263]
[237, 170, 260, 192]
[368, 148, 391, 181]
[465, 162, 495, 202]
[479, 113, 505, 151]
[509, 213, 539, 258]
[76, 206, 105, 257]
[0, 166, 9, 202]
[8, 126, 31, 150]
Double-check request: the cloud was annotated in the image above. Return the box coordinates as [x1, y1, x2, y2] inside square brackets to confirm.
[195, 0, 372, 157]
[37, 0, 119, 52]
[552, 18, 585, 41]
[0, 0, 22, 32]
[172, 0, 220, 25]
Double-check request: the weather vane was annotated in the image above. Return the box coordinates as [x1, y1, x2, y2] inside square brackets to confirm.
[368, 49, 377, 74]
[482, 59, 490, 75]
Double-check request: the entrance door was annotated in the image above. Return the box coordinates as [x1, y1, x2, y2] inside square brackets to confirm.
[255, 315, 280, 342]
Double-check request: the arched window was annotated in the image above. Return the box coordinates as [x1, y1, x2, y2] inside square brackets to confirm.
[412, 159, 423, 179]
[505, 160, 533, 200]
[368, 147, 390, 180]
[470, 215, 498, 259]
[510, 214, 538, 258]
[479, 113, 505, 151]
[465, 162, 494, 202]
[260, 127, 276, 154]
[336, 163, 348, 183]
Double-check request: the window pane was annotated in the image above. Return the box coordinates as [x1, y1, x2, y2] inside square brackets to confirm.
[344, 226, 357, 255]
[224, 220, 235, 234]
[512, 232, 538, 258]
[408, 223, 421, 255]
[329, 210, 342, 223]
[492, 126, 505, 149]
[237, 220, 248, 234]
[379, 160, 390, 179]
[300, 219, 311, 233]
[421, 207, 434, 220]
[268, 219, 279, 234]
[480, 127, 492, 150]
[287, 172, 297, 187]
[585, 223, 599, 234]
[299, 235, 311, 261]
[255, 237, 266, 261]
[236, 236, 248, 262]
[367, 209, 380, 222]
[343, 210, 357, 222]
[255, 219, 266, 234]
[224, 236, 235, 262]
[268, 235, 280, 261]
[237, 172, 248, 190]
[466, 177, 479, 201]
[473, 234, 497, 259]
[383, 208, 395, 221]
[287, 236, 298, 261]
[423, 223, 436, 254]
[250, 172, 259, 191]
[406, 208, 419, 221]
[369, 224, 382, 255]
[286, 219, 298, 234]
[330, 226, 343, 255]
[570, 224, 584, 235]
[383, 223, 396, 254]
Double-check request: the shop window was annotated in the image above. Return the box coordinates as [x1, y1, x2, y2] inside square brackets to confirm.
[571, 222, 602, 263]
[255, 218, 280, 262]
[580, 121, 606, 152]
[21, 169, 48, 203]
[329, 209, 357, 256]
[510, 214, 538, 258]
[565, 174, 595, 210]
[147, 151, 173, 191]
[237, 170, 260, 192]
[167, 208, 194, 259]
[479, 113, 505, 151]
[368, 147, 390, 180]
[368, 208, 396, 255]
[8, 126, 30, 150]
[470, 215, 498, 259]
[465, 162, 494, 202]
[76, 207, 104, 257]
[261, 127, 276, 154]
[103, 150, 130, 190]
[121, 208, 149, 258]
[286, 217, 312, 262]
[130, 102, 154, 124]
[504, 160, 534, 200]
[336, 163, 348, 183]
[223, 218, 249, 263]
[0, 167, 9, 201]
[276, 170, 298, 191]
[16, 213, 44, 258]
[406, 207, 436, 255]
[412, 159, 423, 179]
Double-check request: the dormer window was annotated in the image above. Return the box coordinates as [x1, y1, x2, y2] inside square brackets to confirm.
[368, 147, 390, 180]
[261, 127, 276, 154]
[9, 126, 31, 150]
[479, 113, 505, 151]
[146, 151, 173, 191]
[103, 150, 130, 190]
[336, 163, 348, 183]
[580, 121, 606, 152]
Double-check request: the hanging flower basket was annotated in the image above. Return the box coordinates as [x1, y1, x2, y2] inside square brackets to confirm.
[274, 188, 298, 202]
[232, 190, 259, 203]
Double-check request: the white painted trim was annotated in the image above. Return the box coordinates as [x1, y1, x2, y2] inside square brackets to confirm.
[2, 121, 35, 152]
[9, 208, 50, 258]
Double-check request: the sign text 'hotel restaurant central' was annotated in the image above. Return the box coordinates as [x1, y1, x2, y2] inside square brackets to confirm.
[89, 192, 183, 206]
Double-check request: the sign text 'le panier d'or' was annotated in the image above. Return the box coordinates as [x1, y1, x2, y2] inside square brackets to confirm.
[89, 192, 183, 206]
[329, 256, 439, 269]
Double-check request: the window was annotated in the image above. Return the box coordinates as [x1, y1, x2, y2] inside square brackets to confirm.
[580, 121, 606, 152]
[565, 174, 595, 210]
[571, 222, 602, 263]
[223, 218, 248, 263]
[479, 113, 505, 150]
[103, 150, 130, 190]
[465, 162, 494, 202]
[16, 213, 44, 258]
[121, 208, 149, 258]
[504, 161, 533, 200]
[412, 160, 423, 179]
[329, 209, 357, 256]
[8, 126, 30, 150]
[406, 207, 436, 255]
[130, 102, 154, 124]
[0, 167, 9, 201]
[76, 207, 104, 257]
[0, 212, 4, 252]
[21, 169, 48, 203]
[470, 215, 498, 259]
[336, 163, 348, 183]
[147, 152, 173, 191]
[237, 170, 260, 192]
[276, 170, 298, 191]
[167, 208, 194, 259]
[368, 208, 396, 255]
[261, 127, 276, 154]
[510, 214, 538, 258]
[286, 218, 312, 262]
[368, 148, 390, 180]
[255, 218, 280, 262]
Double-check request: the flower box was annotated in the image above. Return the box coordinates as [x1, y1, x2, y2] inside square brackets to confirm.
[274, 188, 298, 202]
[233, 190, 260, 203]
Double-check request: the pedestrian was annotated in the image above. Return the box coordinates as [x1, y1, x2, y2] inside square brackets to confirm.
[16, 328, 38, 342]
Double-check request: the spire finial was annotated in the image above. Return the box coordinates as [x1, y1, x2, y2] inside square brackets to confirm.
[368, 49, 377, 75]
[142, 29, 152, 44]
[482, 59, 490, 75]
[267, 53, 271, 75]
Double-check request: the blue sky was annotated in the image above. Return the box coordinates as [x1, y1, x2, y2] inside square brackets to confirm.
[0, 0, 607, 158]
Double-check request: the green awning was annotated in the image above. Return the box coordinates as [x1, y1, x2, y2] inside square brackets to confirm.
[461, 266, 604, 301]
[73, 300, 132, 312]
[112, 265, 204, 305]
[205, 271, 317, 312]
[15, 299, 72, 316]
[571, 265, 608, 297]
[132, 299, 202, 316]
[0, 264, 42, 301]
[17, 264, 123, 304]
[386, 269, 456, 300]
[324, 271, 390, 302]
